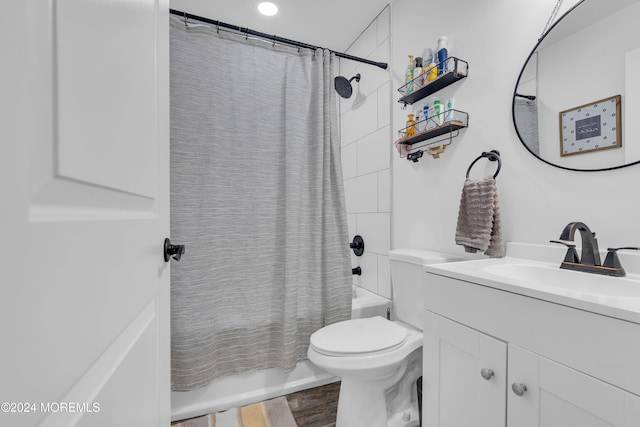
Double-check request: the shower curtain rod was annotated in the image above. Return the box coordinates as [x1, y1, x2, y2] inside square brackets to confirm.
[169, 8, 389, 70]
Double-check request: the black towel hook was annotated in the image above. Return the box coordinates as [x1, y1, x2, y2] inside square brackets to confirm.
[466, 150, 501, 179]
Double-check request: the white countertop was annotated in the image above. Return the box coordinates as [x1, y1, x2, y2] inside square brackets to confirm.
[424, 243, 640, 324]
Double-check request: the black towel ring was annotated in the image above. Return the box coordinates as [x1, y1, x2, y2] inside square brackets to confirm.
[466, 150, 501, 179]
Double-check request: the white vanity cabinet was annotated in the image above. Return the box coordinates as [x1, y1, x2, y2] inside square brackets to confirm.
[507, 345, 640, 427]
[423, 310, 507, 427]
[422, 272, 640, 427]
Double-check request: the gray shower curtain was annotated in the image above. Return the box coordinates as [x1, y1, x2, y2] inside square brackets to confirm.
[169, 18, 352, 391]
[514, 98, 540, 156]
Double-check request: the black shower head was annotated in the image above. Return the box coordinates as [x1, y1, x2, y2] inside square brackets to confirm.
[334, 73, 361, 99]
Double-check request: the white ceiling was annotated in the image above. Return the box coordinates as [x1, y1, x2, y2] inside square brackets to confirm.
[169, 0, 391, 52]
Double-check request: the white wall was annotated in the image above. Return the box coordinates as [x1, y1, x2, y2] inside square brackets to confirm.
[390, 0, 640, 258]
[537, 2, 640, 169]
[340, 6, 393, 298]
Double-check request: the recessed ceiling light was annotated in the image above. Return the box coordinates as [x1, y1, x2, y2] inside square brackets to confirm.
[257, 1, 278, 16]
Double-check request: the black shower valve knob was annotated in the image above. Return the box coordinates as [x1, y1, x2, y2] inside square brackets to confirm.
[350, 235, 365, 256]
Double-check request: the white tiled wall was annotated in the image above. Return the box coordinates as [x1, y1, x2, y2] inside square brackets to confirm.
[340, 5, 392, 298]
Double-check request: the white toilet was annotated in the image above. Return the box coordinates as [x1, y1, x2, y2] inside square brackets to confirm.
[308, 249, 460, 427]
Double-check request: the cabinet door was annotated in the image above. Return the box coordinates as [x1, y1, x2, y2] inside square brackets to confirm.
[423, 311, 507, 427]
[508, 345, 640, 427]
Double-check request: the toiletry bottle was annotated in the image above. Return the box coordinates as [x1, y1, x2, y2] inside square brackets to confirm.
[427, 61, 438, 81]
[406, 113, 417, 138]
[414, 110, 422, 132]
[405, 55, 415, 94]
[422, 48, 436, 82]
[413, 57, 424, 89]
[436, 36, 448, 75]
[422, 48, 433, 66]
[432, 97, 442, 126]
[445, 97, 455, 122]
[422, 103, 430, 131]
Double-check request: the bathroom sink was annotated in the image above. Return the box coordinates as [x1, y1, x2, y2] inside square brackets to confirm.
[424, 243, 640, 324]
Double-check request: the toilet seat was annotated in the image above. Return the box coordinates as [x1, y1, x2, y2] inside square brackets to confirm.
[310, 316, 407, 357]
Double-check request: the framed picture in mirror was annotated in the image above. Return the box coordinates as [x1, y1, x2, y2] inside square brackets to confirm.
[559, 95, 621, 157]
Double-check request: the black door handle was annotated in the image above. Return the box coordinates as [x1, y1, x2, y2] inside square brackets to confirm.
[164, 238, 185, 262]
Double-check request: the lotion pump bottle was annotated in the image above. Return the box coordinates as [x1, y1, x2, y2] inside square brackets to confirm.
[436, 36, 448, 75]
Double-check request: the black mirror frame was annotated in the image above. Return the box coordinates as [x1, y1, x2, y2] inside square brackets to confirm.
[512, 0, 640, 172]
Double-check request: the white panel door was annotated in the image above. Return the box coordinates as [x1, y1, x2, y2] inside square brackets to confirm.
[423, 311, 507, 427]
[0, 1, 170, 426]
[508, 345, 640, 427]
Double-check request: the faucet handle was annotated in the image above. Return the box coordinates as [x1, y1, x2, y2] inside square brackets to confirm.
[603, 247, 640, 270]
[550, 240, 580, 264]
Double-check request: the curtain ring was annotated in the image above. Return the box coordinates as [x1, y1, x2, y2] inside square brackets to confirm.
[272, 35, 276, 48]
[183, 12, 188, 28]
[216, 23, 220, 34]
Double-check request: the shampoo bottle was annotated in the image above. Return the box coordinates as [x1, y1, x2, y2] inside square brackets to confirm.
[432, 97, 442, 126]
[422, 48, 437, 82]
[422, 103, 430, 131]
[436, 36, 448, 75]
[445, 97, 455, 122]
[405, 55, 415, 94]
[422, 48, 434, 65]
[427, 62, 438, 81]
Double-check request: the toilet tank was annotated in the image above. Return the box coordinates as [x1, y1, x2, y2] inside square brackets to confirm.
[389, 249, 461, 329]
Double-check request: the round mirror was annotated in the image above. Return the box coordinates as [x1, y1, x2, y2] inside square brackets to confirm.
[513, 0, 640, 171]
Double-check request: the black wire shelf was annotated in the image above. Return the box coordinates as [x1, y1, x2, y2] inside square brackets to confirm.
[398, 57, 469, 107]
[397, 110, 469, 162]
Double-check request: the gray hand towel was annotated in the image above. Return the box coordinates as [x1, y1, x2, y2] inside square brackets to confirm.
[455, 177, 504, 257]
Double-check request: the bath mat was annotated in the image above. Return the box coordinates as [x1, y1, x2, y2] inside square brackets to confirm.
[172, 396, 298, 427]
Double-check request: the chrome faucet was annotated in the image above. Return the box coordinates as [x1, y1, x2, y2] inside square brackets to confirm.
[551, 221, 639, 277]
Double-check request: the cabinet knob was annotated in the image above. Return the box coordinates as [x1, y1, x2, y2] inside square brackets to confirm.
[511, 383, 528, 397]
[480, 368, 494, 380]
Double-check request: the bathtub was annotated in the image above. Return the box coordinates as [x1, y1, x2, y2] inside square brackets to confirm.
[171, 285, 391, 422]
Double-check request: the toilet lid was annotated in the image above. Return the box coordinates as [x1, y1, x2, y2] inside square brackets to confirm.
[310, 316, 406, 355]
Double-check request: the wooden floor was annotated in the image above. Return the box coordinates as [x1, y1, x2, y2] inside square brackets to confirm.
[286, 381, 340, 427]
